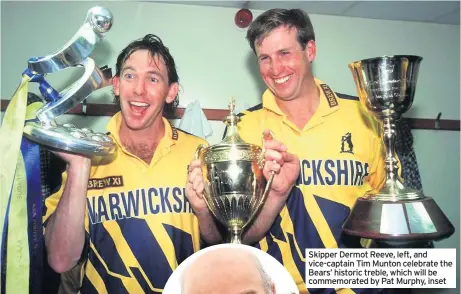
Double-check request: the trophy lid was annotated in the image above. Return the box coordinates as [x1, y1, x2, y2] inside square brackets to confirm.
[196, 97, 263, 165]
[216, 97, 248, 147]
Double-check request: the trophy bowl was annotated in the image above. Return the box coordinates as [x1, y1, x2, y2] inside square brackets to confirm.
[343, 55, 455, 243]
[194, 98, 274, 244]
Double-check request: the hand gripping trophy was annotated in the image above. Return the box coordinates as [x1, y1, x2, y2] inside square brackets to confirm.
[0, 6, 115, 293]
[343, 55, 455, 245]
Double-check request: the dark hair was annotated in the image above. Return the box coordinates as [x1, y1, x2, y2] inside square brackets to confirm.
[113, 34, 179, 117]
[246, 8, 315, 53]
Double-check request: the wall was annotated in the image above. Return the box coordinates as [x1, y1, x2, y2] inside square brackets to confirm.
[1, 1, 459, 293]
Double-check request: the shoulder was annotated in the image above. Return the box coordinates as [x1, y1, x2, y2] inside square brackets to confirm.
[175, 128, 209, 146]
[336, 92, 360, 102]
[220, 103, 266, 145]
[335, 91, 381, 137]
[237, 103, 264, 126]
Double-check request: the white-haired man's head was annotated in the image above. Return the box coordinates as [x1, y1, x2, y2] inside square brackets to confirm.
[181, 246, 276, 294]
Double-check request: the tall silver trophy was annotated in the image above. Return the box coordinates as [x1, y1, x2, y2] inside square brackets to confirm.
[22, 6, 116, 157]
[343, 55, 455, 243]
[194, 98, 274, 244]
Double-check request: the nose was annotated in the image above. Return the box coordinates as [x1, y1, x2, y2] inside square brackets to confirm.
[270, 58, 284, 76]
[134, 78, 146, 96]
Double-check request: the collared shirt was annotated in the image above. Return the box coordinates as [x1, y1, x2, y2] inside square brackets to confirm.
[44, 112, 207, 293]
[235, 79, 387, 294]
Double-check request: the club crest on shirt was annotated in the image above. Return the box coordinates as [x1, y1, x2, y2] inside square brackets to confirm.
[340, 132, 354, 154]
[88, 176, 124, 190]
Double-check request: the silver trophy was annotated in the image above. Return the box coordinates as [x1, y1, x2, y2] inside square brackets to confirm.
[194, 98, 275, 244]
[343, 55, 455, 243]
[22, 6, 116, 157]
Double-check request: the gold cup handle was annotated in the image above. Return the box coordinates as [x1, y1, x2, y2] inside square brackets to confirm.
[261, 130, 275, 192]
[194, 144, 207, 160]
[191, 144, 220, 222]
[245, 131, 278, 229]
[260, 129, 277, 195]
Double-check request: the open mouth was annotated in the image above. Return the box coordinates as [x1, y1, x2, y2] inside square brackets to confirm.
[129, 101, 149, 114]
[274, 74, 292, 84]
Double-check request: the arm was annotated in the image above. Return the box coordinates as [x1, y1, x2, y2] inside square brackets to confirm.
[241, 190, 289, 245]
[242, 130, 300, 244]
[45, 155, 90, 273]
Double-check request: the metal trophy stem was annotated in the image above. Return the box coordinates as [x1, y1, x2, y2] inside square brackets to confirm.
[343, 55, 455, 243]
[22, 6, 117, 157]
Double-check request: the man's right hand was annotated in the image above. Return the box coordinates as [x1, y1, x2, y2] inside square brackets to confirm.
[185, 159, 209, 215]
[52, 150, 91, 169]
[185, 159, 224, 244]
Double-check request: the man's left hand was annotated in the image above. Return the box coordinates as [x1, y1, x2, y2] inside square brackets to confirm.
[262, 129, 300, 198]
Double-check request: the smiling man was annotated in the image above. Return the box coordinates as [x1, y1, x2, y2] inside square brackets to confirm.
[43, 34, 221, 293]
[223, 8, 387, 294]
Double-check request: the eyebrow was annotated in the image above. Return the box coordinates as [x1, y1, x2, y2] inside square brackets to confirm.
[258, 47, 293, 58]
[121, 67, 162, 76]
[239, 291, 257, 294]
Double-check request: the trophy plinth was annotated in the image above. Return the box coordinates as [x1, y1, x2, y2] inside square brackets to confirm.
[194, 98, 274, 244]
[22, 6, 116, 157]
[343, 55, 455, 243]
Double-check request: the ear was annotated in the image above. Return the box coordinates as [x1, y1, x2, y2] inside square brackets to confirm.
[271, 282, 276, 294]
[112, 76, 120, 96]
[305, 40, 316, 63]
[166, 82, 179, 104]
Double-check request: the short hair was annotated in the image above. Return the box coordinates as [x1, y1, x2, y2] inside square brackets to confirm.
[253, 253, 274, 294]
[180, 251, 274, 294]
[246, 8, 315, 53]
[113, 34, 179, 117]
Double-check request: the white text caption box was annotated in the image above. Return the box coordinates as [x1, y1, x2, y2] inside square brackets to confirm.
[305, 249, 456, 288]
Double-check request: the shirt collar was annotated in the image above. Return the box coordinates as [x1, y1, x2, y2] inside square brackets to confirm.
[106, 112, 178, 154]
[262, 78, 340, 117]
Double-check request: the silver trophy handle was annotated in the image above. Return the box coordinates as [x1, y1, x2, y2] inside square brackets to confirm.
[22, 6, 117, 157]
[36, 58, 106, 125]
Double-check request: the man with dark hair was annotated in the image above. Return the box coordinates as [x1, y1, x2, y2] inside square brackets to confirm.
[188, 8, 387, 294]
[43, 34, 221, 293]
[241, 8, 387, 294]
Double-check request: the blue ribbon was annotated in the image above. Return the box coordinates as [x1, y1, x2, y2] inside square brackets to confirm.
[22, 137, 43, 294]
[23, 67, 60, 103]
[0, 137, 43, 294]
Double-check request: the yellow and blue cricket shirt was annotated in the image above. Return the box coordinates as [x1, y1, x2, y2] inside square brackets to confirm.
[234, 78, 388, 294]
[43, 113, 206, 293]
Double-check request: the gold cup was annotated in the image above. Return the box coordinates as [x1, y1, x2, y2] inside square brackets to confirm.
[194, 98, 274, 244]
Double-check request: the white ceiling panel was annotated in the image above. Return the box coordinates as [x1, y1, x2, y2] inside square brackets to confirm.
[433, 7, 461, 25]
[344, 1, 460, 24]
[151, 1, 245, 9]
[148, 1, 460, 25]
[247, 1, 356, 15]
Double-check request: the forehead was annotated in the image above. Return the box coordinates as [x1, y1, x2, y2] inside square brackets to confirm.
[183, 251, 265, 292]
[255, 26, 299, 54]
[122, 49, 167, 72]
